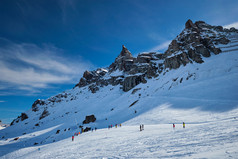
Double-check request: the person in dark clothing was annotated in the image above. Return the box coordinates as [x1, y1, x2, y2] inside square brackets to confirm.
[140, 125, 142, 131]
[183, 122, 185, 128]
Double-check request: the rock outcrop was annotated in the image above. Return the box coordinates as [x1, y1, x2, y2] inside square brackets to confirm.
[32, 99, 45, 112]
[162, 20, 235, 70]
[83, 115, 96, 124]
[109, 45, 135, 72]
[39, 109, 50, 120]
[10, 113, 29, 126]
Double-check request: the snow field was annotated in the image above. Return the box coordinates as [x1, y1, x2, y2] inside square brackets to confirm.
[1, 105, 238, 158]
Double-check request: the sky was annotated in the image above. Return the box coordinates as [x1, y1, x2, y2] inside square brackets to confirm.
[0, 0, 238, 124]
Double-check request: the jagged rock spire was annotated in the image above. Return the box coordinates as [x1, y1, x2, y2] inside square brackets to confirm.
[109, 45, 135, 72]
[118, 45, 133, 58]
[185, 19, 197, 29]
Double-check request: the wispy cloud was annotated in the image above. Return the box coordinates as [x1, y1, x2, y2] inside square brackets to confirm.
[149, 40, 171, 52]
[0, 100, 5, 103]
[0, 38, 94, 95]
[224, 22, 238, 29]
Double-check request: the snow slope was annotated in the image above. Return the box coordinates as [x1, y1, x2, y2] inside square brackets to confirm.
[1, 104, 238, 158]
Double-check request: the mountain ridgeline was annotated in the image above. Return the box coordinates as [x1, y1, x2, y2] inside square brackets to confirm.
[6, 20, 238, 145]
[75, 19, 237, 92]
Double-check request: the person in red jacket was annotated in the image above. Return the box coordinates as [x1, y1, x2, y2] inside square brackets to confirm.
[173, 123, 175, 129]
[72, 135, 74, 141]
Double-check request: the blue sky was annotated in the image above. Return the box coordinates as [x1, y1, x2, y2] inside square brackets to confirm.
[0, 0, 238, 124]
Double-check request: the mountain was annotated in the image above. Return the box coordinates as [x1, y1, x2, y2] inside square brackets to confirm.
[0, 20, 238, 157]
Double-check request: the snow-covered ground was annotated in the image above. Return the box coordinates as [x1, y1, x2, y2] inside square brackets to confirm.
[1, 104, 238, 158]
[0, 126, 6, 130]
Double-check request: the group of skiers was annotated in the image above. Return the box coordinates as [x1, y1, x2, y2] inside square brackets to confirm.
[72, 122, 186, 141]
[173, 122, 185, 129]
[108, 124, 122, 129]
[72, 127, 97, 141]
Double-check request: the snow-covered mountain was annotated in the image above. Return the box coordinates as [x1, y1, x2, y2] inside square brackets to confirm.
[1, 20, 238, 158]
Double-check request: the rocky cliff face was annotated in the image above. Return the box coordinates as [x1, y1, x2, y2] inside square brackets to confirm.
[163, 20, 234, 69]
[73, 19, 237, 93]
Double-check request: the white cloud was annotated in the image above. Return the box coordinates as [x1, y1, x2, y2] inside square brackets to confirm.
[223, 22, 238, 29]
[0, 100, 5, 103]
[0, 38, 94, 95]
[149, 40, 171, 52]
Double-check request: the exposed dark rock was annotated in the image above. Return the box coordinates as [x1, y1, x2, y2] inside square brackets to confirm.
[10, 113, 28, 126]
[39, 109, 50, 120]
[10, 119, 16, 126]
[188, 49, 204, 63]
[75, 68, 108, 88]
[180, 78, 183, 83]
[88, 84, 99, 93]
[185, 19, 196, 29]
[20, 113, 28, 121]
[129, 100, 139, 107]
[109, 45, 135, 72]
[32, 99, 45, 112]
[132, 88, 141, 94]
[164, 52, 191, 69]
[83, 70, 94, 80]
[123, 75, 147, 92]
[14, 137, 19, 141]
[195, 45, 210, 57]
[84, 127, 91, 132]
[83, 115, 96, 124]
[56, 130, 60, 134]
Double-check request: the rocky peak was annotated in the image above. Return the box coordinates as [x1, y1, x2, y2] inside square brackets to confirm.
[185, 19, 197, 29]
[109, 45, 135, 72]
[163, 19, 236, 69]
[119, 45, 133, 58]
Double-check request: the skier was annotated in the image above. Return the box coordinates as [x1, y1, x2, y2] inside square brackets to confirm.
[95, 127, 97, 131]
[183, 122, 185, 128]
[142, 124, 144, 130]
[140, 125, 142, 131]
[115, 124, 117, 128]
[72, 135, 74, 141]
[119, 124, 122, 127]
[173, 123, 175, 129]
